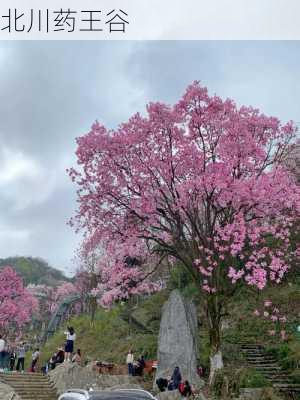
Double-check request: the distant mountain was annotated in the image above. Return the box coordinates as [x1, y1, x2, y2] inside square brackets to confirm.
[0, 256, 70, 286]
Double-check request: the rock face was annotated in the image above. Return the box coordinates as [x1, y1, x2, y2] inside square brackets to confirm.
[0, 381, 21, 400]
[156, 390, 182, 400]
[155, 290, 203, 389]
[49, 363, 142, 395]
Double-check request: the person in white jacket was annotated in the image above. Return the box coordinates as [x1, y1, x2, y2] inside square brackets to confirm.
[0, 335, 5, 370]
[126, 349, 134, 375]
[64, 327, 76, 362]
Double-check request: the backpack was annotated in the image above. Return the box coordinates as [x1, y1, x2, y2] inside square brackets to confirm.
[178, 382, 185, 395]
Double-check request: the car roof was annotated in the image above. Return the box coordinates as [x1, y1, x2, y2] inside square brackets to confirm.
[60, 388, 156, 400]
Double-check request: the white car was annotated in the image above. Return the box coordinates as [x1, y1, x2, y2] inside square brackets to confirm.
[58, 388, 157, 400]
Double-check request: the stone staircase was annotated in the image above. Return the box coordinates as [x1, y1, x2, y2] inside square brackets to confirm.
[0, 372, 58, 400]
[240, 343, 300, 399]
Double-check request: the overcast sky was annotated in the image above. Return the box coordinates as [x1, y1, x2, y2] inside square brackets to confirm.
[0, 41, 299, 276]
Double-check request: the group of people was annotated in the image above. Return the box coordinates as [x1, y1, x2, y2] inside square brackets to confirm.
[0, 326, 80, 374]
[0, 335, 41, 373]
[0, 334, 35, 372]
[126, 350, 146, 376]
[126, 350, 194, 397]
[42, 326, 81, 374]
[156, 366, 194, 398]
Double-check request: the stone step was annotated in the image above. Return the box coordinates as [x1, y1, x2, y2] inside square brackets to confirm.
[274, 384, 300, 392]
[4, 385, 56, 390]
[0, 375, 51, 381]
[14, 391, 57, 395]
[15, 397, 57, 400]
[247, 359, 278, 365]
[266, 376, 292, 382]
[244, 355, 274, 359]
[0, 371, 58, 400]
[0, 373, 45, 376]
[1, 377, 53, 382]
[6, 382, 55, 387]
[265, 374, 291, 379]
[14, 391, 57, 396]
[247, 363, 280, 368]
[1, 378, 53, 384]
[242, 350, 266, 354]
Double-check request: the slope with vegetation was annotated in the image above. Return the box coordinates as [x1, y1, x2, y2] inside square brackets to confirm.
[40, 273, 299, 391]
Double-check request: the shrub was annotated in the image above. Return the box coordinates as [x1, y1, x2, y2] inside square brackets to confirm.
[266, 341, 300, 370]
[290, 369, 300, 384]
[212, 367, 269, 398]
[238, 368, 268, 388]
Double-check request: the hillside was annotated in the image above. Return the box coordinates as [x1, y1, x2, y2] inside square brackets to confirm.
[39, 279, 300, 392]
[0, 256, 70, 286]
[40, 291, 168, 367]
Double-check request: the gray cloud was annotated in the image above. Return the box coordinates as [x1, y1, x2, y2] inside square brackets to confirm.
[0, 41, 299, 275]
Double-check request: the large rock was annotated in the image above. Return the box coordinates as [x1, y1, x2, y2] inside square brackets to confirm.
[155, 290, 203, 389]
[49, 363, 142, 395]
[0, 382, 21, 400]
[156, 390, 182, 400]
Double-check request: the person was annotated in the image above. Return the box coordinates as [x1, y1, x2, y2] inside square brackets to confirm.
[64, 327, 76, 362]
[41, 362, 49, 375]
[0, 335, 6, 371]
[9, 349, 16, 371]
[156, 377, 168, 392]
[48, 347, 64, 370]
[178, 380, 193, 397]
[134, 355, 145, 376]
[55, 347, 65, 364]
[197, 365, 203, 377]
[16, 342, 26, 372]
[72, 349, 81, 364]
[171, 366, 182, 390]
[167, 376, 175, 391]
[48, 353, 57, 370]
[31, 348, 40, 372]
[126, 349, 134, 375]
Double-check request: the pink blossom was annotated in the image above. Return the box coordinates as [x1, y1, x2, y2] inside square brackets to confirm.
[0, 267, 38, 334]
[69, 81, 300, 317]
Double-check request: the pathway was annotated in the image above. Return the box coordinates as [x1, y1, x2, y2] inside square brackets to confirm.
[240, 343, 300, 398]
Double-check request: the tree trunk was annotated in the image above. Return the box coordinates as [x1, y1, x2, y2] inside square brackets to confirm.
[208, 302, 224, 384]
[90, 297, 97, 325]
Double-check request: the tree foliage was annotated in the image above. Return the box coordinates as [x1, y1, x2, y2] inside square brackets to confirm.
[70, 81, 300, 370]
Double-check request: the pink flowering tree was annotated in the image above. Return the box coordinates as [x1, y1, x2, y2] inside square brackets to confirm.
[69, 82, 300, 381]
[0, 267, 38, 336]
[27, 282, 79, 323]
[75, 235, 163, 314]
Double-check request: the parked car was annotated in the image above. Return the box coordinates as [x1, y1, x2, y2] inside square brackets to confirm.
[58, 388, 157, 400]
